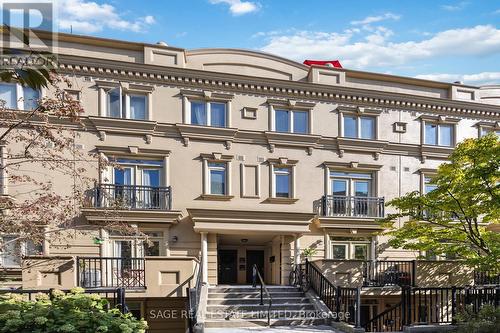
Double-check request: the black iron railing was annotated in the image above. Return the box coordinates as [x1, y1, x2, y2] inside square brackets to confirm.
[0, 287, 127, 313]
[474, 270, 500, 286]
[77, 257, 146, 289]
[87, 184, 172, 210]
[321, 195, 384, 217]
[306, 260, 361, 327]
[364, 286, 500, 332]
[252, 263, 272, 327]
[363, 260, 416, 287]
[187, 258, 203, 333]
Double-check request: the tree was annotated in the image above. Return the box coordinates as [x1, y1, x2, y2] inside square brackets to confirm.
[380, 133, 500, 272]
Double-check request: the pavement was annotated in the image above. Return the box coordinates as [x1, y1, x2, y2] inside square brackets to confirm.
[204, 325, 341, 333]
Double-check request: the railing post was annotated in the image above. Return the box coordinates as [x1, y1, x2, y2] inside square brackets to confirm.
[412, 260, 417, 287]
[451, 286, 457, 324]
[168, 186, 172, 210]
[76, 256, 80, 287]
[260, 282, 264, 306]
[336, 286, 341, 322]
[355, 287, 361, 328]
[117, 287, 127, 314]
[322, 195, 326, 216]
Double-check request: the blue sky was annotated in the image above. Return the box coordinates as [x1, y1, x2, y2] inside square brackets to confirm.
[10, 0, 500, 85]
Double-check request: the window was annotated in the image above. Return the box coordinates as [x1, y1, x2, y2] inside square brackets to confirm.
[424, 176, 437, 194]
[0, 83, 40, 110]
[106, 87, 148, 120]
[424, 123, 454, 146]
[343, 115, 376, 139]
[479, 127, 500, 137]
[0, 236, 42, 267]
[190, 101, 226, 127]
[330, 237, 371, 260]
[328, 171, 375, 216]
[330, 172, 372, 197]
[143, 232, 163, 256]
[208, 162, 227, 195]
[107, 159, 164, 209]
[274, 167, 291, 198]
[274, 109, 309, 134]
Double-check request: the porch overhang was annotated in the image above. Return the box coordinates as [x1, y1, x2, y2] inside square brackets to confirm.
[188, 208, 315, 234]
[81, 208, 182, 224]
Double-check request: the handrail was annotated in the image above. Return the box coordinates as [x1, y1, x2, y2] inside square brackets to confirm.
[187, 258, 203, 333]
[364, 301, 403, 332]
[252, 264, 272, 327]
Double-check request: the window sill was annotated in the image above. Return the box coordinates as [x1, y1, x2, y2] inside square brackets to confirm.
[199, 194, 234, 201]
[264, 197, 299, 204]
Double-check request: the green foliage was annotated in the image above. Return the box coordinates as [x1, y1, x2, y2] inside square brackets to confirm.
[455, 305, 500, 333]
[302, 247, 318, 259]
[0, 288, 147, 333]
[380, 133, 500, 271]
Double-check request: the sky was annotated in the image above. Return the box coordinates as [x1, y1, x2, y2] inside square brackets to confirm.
[4, 0, 500, 85]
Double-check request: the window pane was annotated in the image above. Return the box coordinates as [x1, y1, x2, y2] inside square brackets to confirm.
[210, 169, 226, 195]
[424, 177, 437, 193]
[354, 181, 369, 197]
[0, 84, 17, 109]
[275, 110, 289, 132]
[210, 103, 226, 127]
[480, 128, 489, 137]
[275, 171, 290, 198]
[114, 168, 132, 185]
[23, 87, 40, 111]
[1, 236, 21, 267]
[191, 101, 207, 125]
[439, 124, 452, 146]
[354, 245, 368, 260]
[343, 116, 357, 138]
[108, 88, 121, 118]
[332, 244, 347, 259]
[142, 169, 160, 187]
[144, 240, 160, 256]
[360, 117, 375, 139]
[332, 180, 347, 196]
[130, 95, 146, 120]
[425, 123, 437, 145]
[293, 111, 308, 134]
[26, 240, 43, 255]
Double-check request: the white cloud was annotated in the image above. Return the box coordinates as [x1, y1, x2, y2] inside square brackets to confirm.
[441, 1, 469, 11]
[415, 72, 500, 85]
[209, 0, 260, 16]
[258, 25, 500, 70]
[350, 13, 400, 26]
[56, 0, 155, 33]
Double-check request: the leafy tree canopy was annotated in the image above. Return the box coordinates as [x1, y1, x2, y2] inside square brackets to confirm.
[380, 133, 500, 272]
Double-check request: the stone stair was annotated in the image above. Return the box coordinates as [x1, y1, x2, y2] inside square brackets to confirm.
[204, 285, 326, 328]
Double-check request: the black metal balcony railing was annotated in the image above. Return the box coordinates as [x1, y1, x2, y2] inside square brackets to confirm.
[77, 257, 146, 289]
[474, 270, 500, 285]
[321, 195, 385, 218]
[363, 260, 416, 287]
[87, 184, 172, 210]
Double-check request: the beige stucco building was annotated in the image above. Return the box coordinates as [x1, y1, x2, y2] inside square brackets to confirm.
[1, 31, 499, 330]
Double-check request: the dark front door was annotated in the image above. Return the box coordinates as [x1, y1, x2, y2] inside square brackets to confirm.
[218, 250, 237, 284]
[246, 250, 264, 284]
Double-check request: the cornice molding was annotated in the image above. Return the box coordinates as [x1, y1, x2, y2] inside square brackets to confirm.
[57, 54, 500, 118]
[323, 161, 383, 170]
[88, 116, 157, 143]
[175, 123, 238, 148]
[81, 208, 182, 224]
[264, 131, 321, 155]
[95, 145, 171, 157]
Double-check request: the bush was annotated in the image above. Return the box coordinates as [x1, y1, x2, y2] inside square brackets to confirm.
[0, 288, 147, 333]
[455, 305, 500, 333]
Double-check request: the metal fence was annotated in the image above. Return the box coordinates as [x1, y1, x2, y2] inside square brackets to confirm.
[87, 184, 172, 210]
[77, 257, 146, 289]
[321, 195, 385, 217]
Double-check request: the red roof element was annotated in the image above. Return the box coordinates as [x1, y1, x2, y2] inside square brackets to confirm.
[303, 60, 342, 68]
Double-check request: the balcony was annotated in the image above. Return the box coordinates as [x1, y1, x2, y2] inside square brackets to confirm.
[474, 270, 500, 285]
[320, 195, 385, 218]
[86, 184, 172, 210]
[363, 260, 415, 287]
[77, 257, 146, 289]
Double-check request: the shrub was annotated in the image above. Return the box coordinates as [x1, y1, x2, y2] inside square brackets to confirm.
[455, 305, 500, 333]
[0, 288, 147, 333]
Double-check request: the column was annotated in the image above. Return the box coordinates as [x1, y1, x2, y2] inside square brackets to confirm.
[201, 232, 208, 284]
[294, 235, 301, 266]
[0, 143, 7, 195]
[324, 232, 330, 259]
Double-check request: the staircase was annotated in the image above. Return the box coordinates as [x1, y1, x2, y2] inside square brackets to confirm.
[204, 285, 325, 328]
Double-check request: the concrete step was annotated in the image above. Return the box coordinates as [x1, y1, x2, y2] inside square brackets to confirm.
[209, 286, 300, 293]
[207, 298, 311, 305]
[208, 292, 305, 298]
[206, 310, 323, 320]
[206, 304, 316, 312]
[204, 318, 326, 328]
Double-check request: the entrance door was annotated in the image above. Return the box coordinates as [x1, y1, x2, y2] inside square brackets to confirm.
[218, 250, 237, 284]
[246, 250, 264, 284]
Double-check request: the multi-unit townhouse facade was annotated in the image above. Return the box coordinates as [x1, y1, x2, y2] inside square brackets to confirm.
[1, 31, 500, 331]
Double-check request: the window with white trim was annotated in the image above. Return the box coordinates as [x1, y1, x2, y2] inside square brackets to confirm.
[343, 115, 376, 139]
[274, 167, 291, 198]
[274, 109, 309, 134]
[0, 83, 40, 111]
[479, 125, 500, 137]
[190, 101, 227, 127]
[143, 231, 163, 256]
[268, 159, 297, 200]
[424, 122, 453, 146]
[330, 171, 373, 197]
[0, 236, 42, 268]
[208, 162, 227, 195]
[330, 237, 371, 260]
[106, 87, 148, 120]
